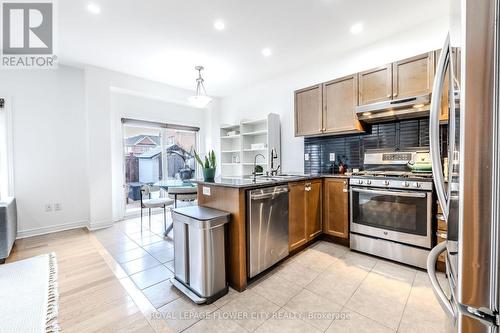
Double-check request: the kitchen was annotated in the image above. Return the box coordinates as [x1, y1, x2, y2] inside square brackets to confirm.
[0, 0, 498, 333]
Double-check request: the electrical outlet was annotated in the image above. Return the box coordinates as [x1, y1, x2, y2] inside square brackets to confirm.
[329, 153, 336, 162]
[202, 186, 211, 196]
[54, 203, 62, 211]
[304, 153, 309, 161]
[45, 204, 53, 212]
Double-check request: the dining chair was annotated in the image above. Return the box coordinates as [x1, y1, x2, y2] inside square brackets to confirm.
[167, 187, 198, 208]
[140, 185, 174, 233]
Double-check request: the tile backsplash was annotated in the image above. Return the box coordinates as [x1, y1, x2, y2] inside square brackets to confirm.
[304, 118, 437, 174]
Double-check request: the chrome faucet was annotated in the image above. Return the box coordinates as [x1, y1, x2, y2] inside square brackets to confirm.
[253, 153, 266, 182]
[270, 148, 280, 176]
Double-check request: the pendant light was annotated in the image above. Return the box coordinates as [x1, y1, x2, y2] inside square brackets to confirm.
[188, 65, 212, 108]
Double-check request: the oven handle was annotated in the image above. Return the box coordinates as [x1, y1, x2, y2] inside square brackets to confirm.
[351, 187, 428, 198]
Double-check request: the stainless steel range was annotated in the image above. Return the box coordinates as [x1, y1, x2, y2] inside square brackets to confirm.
[349, 150, 433, 269]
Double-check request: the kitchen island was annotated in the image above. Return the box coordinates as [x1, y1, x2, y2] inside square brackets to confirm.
[195, 174, 350, 291]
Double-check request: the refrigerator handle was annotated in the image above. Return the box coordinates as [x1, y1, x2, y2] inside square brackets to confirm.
[427, 241, 455, 318]
[430, 34, 451, 219]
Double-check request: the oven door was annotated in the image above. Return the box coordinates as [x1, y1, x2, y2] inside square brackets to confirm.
[350, 187, 432, 248]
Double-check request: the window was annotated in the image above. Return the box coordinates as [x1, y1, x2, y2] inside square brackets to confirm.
[121, 118, 199, 214]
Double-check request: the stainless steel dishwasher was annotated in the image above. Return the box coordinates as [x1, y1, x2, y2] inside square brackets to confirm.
[247, 185, 289, 278]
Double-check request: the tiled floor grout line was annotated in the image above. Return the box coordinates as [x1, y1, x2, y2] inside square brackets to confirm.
[322, 256, 379, 333]
[395, 271, 418, 333]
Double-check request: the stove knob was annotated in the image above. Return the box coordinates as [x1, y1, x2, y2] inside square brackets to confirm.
[413, 182, 421, 188]
[366, 180, 372, 185]
[358, 179, 364, 185]
[384, 180, 390, 186]
[403, 181, 410, 187]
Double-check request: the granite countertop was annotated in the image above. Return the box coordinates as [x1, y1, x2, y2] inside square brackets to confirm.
[193, 173, 351, 189]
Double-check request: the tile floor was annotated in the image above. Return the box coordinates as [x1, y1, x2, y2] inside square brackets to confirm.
[94, 214, 452, 333]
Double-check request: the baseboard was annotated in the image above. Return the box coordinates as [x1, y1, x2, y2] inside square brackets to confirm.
[16, 219, 89, 239]
[87, 220, 114, 231]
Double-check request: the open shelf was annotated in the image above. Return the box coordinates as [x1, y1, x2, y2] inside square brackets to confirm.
[219, 113, 280, 178]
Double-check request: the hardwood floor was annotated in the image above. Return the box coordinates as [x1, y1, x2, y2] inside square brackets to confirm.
[8, 228, 173, 333]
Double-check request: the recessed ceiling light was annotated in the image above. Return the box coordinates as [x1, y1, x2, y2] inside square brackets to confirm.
[261, 48, 272, 57]
[350, 22, 364, 35]
[87, 3, 101, 15]
[214, 20, 225, 31]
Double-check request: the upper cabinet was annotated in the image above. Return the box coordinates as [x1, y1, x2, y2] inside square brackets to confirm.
[358, 64, 393, 105]
[294, 76, 364, 137]
[294, 84, 323, 136]
[392, 52, 435, 99]
[295, 50, 437, 137]
[323, 75, 364, 134]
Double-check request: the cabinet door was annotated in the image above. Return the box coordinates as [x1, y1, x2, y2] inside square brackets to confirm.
[393, 52, 435, 100]
[323, 75, 364, 134]
[358, 64, 393, 105]
[294, 85, 323, 136]
[323, 178, 349, 238]
[305, 179, 322, 240]
[289, 181, 307, 250]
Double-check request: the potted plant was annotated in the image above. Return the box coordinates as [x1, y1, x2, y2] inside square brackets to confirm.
[194, 150, 217, 182]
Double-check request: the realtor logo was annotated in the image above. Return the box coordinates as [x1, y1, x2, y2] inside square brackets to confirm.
[1, 1, 57, 68]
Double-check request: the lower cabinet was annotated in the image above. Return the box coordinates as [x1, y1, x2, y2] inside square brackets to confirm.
[323, 178, 349, 239]
[289, 179, 322, 251]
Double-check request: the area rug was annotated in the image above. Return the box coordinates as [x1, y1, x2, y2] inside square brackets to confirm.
[0, 253, 60, 333]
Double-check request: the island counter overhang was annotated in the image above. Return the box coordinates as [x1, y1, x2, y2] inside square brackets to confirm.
[195, 174, 349, 291]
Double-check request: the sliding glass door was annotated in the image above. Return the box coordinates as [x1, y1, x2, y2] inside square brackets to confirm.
[122, 119, 199, 215]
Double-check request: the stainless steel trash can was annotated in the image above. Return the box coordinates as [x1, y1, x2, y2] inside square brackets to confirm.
[170, 206, 230, 304]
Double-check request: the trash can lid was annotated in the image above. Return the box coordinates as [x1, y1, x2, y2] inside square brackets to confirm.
[172, 206, 230, 221]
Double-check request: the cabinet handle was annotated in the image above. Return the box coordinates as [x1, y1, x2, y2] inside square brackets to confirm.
[342, 189, 348, 193]
[343, 181, 347, 184]
[393, 92, 398, 98]
[319, 128, 323, 132]
[387, 94, 392, 98]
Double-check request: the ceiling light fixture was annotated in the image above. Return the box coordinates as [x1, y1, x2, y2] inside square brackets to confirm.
[214, 20, 225, 31]
[188, 66, 212, 108]
[261, 48, 272, 57]
[87, 2, 101, 14]
[350, 22, 364, 35]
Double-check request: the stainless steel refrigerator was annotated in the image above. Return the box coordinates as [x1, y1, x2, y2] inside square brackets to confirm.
[427, 0, 500, 332]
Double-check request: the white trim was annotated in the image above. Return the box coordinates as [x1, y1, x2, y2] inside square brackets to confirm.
[16, 220, 89, 239]
[0, 96, 15, 199]
[87, 220, 114, 231]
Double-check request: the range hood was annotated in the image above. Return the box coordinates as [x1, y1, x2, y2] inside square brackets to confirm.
[356, 94, 431, 123]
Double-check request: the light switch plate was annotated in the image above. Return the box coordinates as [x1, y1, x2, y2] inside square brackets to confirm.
[304, 153, 309, 161]
[329, 153, 336, 162]
[202, 186, 211, 196]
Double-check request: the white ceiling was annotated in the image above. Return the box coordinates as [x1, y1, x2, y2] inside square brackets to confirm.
[58, 0, 449, 96]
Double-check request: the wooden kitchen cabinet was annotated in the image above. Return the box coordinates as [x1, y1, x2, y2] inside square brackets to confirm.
[323, 178, 349, 239]
[392, 52, 435, 99]
[289, 181, 307, 250]
[294, 84, 323, 136]
[323, 75, 364, 134]
[289, 179, 322, 251]
[306, 179, 323, 239]
[358, 64, 393, 105]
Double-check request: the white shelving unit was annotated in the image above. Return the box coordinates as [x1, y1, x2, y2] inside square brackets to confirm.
[219, 113, 281, 178]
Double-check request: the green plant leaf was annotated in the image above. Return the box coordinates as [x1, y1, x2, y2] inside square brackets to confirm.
[209, 150, 216, 169]
[193, 150, 204, 167]
[204, 156, 210, 169]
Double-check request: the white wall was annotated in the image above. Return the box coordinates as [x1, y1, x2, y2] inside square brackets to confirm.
[84, 66, 212, 229]
[218, 18, 449, 173]
[0, 65, 209, 237]
[110, 91, 207, 221]
[0, 66, 90, 237]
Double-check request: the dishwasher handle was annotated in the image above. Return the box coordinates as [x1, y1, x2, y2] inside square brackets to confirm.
[250, 188, 289, 200]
